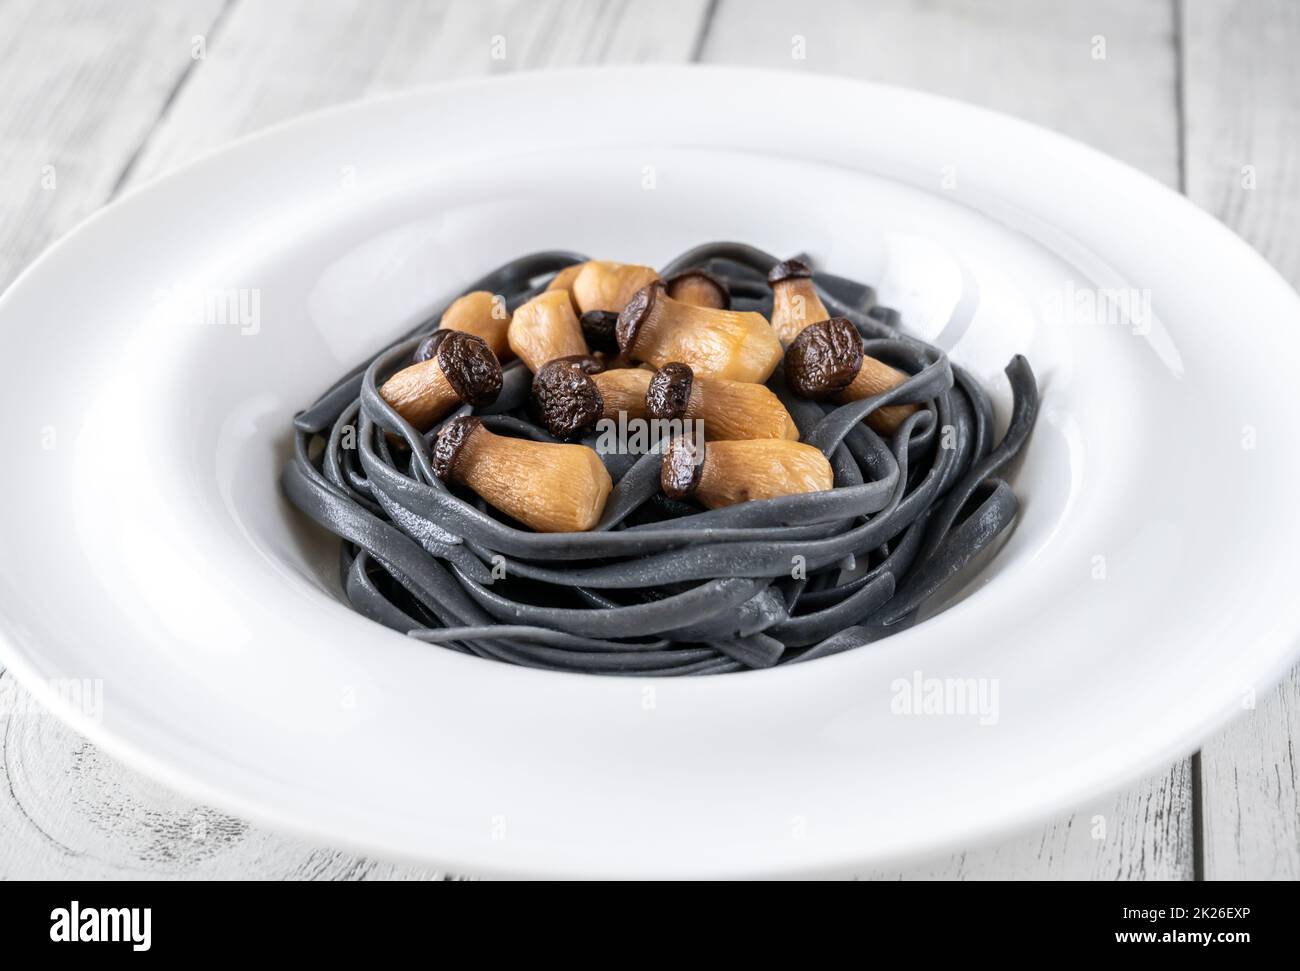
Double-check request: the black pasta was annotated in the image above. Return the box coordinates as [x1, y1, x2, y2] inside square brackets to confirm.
[282, 242, 1039, 675]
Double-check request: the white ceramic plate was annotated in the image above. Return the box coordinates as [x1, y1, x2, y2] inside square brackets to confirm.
[2, 66, 1299, 878]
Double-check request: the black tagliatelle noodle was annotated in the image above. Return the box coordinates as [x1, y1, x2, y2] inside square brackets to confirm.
[282, 242, 1040, 675]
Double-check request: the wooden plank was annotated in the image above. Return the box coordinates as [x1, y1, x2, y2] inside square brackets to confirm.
[1181, 0, 1300, 881]
[127, 0, 715, 185]
[0, 0, 710, 880]
[0, 671, 449, 879]
[703, 0, 1191, 880]
[701, 0, 1180, 187]
[865, 764, 1194, 880]
[0, 0, 227, 288]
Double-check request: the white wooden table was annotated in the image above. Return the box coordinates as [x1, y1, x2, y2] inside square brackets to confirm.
[1, 0, 1296, 880]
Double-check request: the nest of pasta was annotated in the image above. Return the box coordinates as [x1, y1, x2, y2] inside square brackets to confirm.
[283, 242, 1039, 674]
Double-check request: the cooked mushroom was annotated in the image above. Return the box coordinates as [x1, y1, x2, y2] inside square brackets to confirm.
[379, 331, 502, 431]
[578, 310, 621, 354]
[783, 316, 918, 435]
[645, 362, 798, 440]
[544, 261, 587, 314]
[432, 416, 612, 533]
[768, 258, 831, 346]
[616, 281, 783, 382]
[571, 260, 660, 315]
[532, 360, 653, 438]
[507, 289, 593, 373]
[420, 290, 510, 360]
[661, 436, 833, 509]
[665, 269, 730, 310]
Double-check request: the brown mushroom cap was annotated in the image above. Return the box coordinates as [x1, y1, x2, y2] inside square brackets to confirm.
[431, 415, 483, 481]
[784, 317, 864, 400]
[532, 356, 606, 438]
[665, 269, 731, 310]
[435, 330, 503, 407]
[645, 362, 695, 421]
[579, 310, 621, 354]
[767, 258, 814, 286]
[615, 281, 665, 354]
[661, 435, 705, 501]
[413, 329, 451, 363]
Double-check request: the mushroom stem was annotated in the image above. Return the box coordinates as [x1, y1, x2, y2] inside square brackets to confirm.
[434, 290, 511, 359]
[545, 262, 587, 314]
[593, 368, 653, 418]
[665, 269, 730, 310]
[783, 317, 918, 435]
[572, 260, 660, 314]
[508, 290, 591, 373]
[380, 331, 501, 431]
[433, 417, 612, 533]
[835, 357, 918, 435]
[768, 259, 830, 346]
[646, 362, 798, 440]
[379, 358, 459, 431]
[617, 282, 782, 382]
[662, 437, 833, 509]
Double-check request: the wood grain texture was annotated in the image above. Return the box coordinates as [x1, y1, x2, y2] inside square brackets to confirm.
[0, 672, 449, 879]
[1180, 0, 1300, 881]
[0, 0, 227, 288]
[867, 763, 1194, 880]
[126, 0, 714, 185]
[700, 0, 1180, 187]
